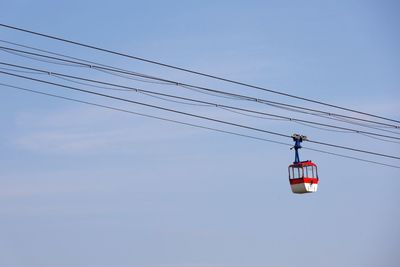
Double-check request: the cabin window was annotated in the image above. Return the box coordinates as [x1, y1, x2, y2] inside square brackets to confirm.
[313, 166, 318, 178]
[290, 168, 294, 179]
[293, 167, 302, 178]
[289, 166, 307, 179]
[305, 166, 313, 177]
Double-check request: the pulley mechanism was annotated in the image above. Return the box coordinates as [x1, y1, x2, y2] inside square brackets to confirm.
[291, 134, 308, 163]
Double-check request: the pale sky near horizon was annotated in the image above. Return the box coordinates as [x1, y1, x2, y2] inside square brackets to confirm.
[1, 1, 399, 267]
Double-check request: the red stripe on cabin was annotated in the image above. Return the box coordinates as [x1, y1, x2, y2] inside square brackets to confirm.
[289, 178, 319, 185]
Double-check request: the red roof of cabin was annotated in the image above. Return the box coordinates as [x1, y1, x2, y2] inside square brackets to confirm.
[289, 160, 317, 167]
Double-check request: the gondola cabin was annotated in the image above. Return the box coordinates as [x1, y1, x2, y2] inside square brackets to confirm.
[288, 160, 318, 194]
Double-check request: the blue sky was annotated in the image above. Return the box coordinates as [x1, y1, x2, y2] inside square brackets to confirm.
[0, 1, 399, 267]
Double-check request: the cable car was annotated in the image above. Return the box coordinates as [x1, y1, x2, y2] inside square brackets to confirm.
[288, 134, 319, 194]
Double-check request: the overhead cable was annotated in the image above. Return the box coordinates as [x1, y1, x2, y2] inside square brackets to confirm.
[1, 82, 399, 170]
[1, 23, 399, 124]
[1, 45, 399, 130]
[2, 61, 400, 142]
[1, 70, 399, 161]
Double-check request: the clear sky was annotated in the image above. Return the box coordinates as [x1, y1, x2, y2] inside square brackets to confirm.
[1, 1, 399, 267]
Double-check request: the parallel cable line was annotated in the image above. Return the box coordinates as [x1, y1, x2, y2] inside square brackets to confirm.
[1, 45, 399, 130]
[3, 39, 398, 131]
[1, 70, 399, 160]
[0, 40, 171, 85]
[1, 82, 399, 170]
[301, 146, 400, 169]
[1, 23, 399, 124]
[0, 69, 289, 139]
[2, 61, 400, 142]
